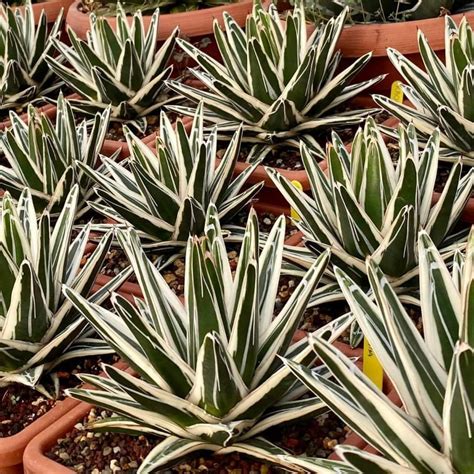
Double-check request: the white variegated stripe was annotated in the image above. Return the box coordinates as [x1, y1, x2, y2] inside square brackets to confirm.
[103, 364, 216, 424]
[253, 250, 330, 386]
[67, 388, 193, 438]
[137, 437, 219, 473]
[283, 454, 360, 474]
[241, 397, 326, 440]
[337, 445, 418, 473]
[217, 438, 301, 471]
[63, 287, 179, 392]
[419, 231, 462, 371]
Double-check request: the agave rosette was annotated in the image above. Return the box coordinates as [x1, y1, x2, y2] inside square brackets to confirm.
[46, 4, 178, 132]
[168, 2, 382, 155]
[79, 104, 265, 247]
[283, 228, 474, 473]
[374, 16, 474, 165]
[0, 186, 130, 391]
[0, 1, 62, 109]
[0, 94, 111, 215]
[268, 118, 473, 305]
[63, 205, 352, 471]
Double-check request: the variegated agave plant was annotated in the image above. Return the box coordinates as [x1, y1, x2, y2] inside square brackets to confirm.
[374, 16, 474, 165]
[0, 1, 62, 109]
[63, 205, 352, 472]
[269, 118, 473, 305]
[0, 94, 111, 215]
[79, 105, 264, 247]
[0, 186, 130, 393]
[283, 229, 474, 473]
[168, 2, 381, 155]
[46, 5, 177, 133]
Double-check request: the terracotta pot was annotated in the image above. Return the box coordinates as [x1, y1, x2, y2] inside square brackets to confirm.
[13, 0, 73, 24]
[0, 357, 127, 474]
[304, 11, 474, 95]
[0, 397, 80, 473]
[23, 400, 98, 474]
[173, 114, 313, 190]
[66, 0, 256, 40]
[239, 96, 387, 193]
[21, 360, 128, 474]
[23, 341, 357, 474]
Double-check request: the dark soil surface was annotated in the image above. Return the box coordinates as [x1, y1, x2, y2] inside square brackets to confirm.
[275, 277, 352, 343]
[105, 115, 161, 142]
[0, 353, 119, 437]
[232, 208, 298, 238]
[234, 143, 305, 171]
[46, 408, 347, 473]
[263, 147, 304, 171]
[234, 108, 389, 171]
[406, 304, 423, 336]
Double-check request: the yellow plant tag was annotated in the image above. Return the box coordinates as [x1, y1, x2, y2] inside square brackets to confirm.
[363, 338, 383, 390]
[390, 81, 404, 103]
[290, 180, 303, 221]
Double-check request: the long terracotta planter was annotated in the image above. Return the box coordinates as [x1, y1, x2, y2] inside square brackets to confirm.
[13, 0, 73, 23]
[0, 359, 127, 473]
[23, 341, 359, 474]
[66, 0, 256, 40]
[0, 397, 80, 473]
[305, 11, 474, 95]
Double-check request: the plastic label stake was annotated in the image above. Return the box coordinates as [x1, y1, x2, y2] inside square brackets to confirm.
[363, 338, 384, 390]
[390, 81, 404, 103]
[290, 180, 303, 221]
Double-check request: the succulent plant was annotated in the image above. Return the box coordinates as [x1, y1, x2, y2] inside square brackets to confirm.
[302, 0, 454, 23]
[0, 186, 130, 392]
[284, 229, 474, 473]
[63, 204, 352, 471]
[0, 1, 63, 110]
[374, 16, 474, 166]
[0, 94, 111, 216]
[46, 5, 178, 133]
[79, 104, 265, 247]
[168, 2, 381, 156]
[268, 118, 473, 305]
